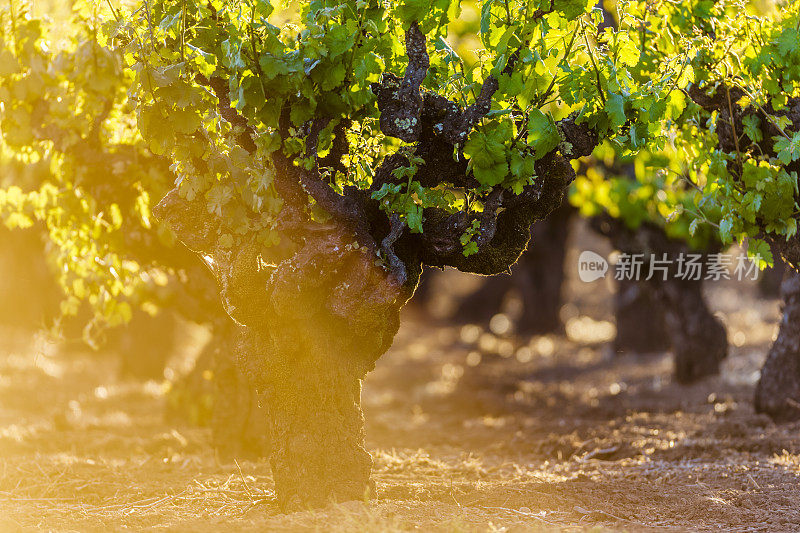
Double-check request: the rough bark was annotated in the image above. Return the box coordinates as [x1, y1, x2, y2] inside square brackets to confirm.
[267, 368, 371, 510]
[222, 226, 411, 511]
[240, 328, 372, 510]
[755, 270, 800, 420]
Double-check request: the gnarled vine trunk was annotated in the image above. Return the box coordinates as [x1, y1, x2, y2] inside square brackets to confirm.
[220, 226, 410, 511]
[151, 18, 597, 511]
[755, 270, 800, 421]
[241, 327, 374, 509]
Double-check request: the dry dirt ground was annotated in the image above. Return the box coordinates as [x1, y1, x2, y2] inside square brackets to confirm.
[1, 222, 799, 532]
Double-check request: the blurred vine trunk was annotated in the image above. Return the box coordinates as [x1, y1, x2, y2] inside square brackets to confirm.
[452, 273, 507, 323]
[592, 216, 728, 382]
[0, 227, 61, 330]
[515, 202, 573, 334]
[114, 309, 178, 380]
[0, 228, 178, 381]
[755, 269, 800, 420]
[165, 315, 270, 459]
[757, 252, 786, 298]
[654, 275, 728, 383]
[210, 320, 270, 459]
[158, 254, 271, 459]
[613, 277, 671, 353]
[451, 202, 573, 334]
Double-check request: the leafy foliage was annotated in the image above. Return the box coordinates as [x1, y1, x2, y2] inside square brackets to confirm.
[109, 0, 679, 263]
[2, 0, 800, 337]
[630, 0, 800, 266]
[569, 1, 800, 268]
[570, 141, 723, 252]
[0, 0, 218, 341]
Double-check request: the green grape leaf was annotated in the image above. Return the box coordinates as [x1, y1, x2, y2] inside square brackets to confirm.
[719, 217, 733, 244]
[462, 240, 479, 256]
[741, 114, 763, 143]
[473, 161, 509, 186]
[776, 28, 799, 57]
[556, 0, 594, 21]
[606, 93, 627, 130]
[259, 55, 290, 80]
[748, 238, 773, 269]
[527, 109, 559, 158]
[406, 204, 424, 233]
[774, 132, 800, 165]
[464, 130, 506, 168]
